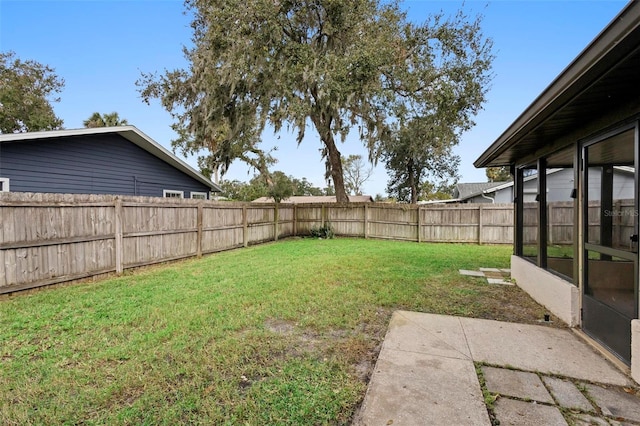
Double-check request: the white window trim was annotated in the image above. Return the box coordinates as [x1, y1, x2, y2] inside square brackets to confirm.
[163, 189, 184, 198]
[190, 191, 208, 200]
[0, 178, 9, 192]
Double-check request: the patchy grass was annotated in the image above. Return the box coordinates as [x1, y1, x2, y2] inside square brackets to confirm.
[0, 238, 557, 425]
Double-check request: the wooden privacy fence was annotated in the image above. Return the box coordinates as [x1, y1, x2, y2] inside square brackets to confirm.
[0, 193, 515, 294]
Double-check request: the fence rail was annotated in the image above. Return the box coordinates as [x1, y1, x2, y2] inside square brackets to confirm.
[0, 193, 518, 293]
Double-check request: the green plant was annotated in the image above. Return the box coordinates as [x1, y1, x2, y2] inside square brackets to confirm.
[475, 363, 500, 426]
[310, 222, 334, 239]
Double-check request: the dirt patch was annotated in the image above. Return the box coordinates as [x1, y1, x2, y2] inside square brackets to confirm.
[263, 315, 388, 384]
[264, 319, 296, 335]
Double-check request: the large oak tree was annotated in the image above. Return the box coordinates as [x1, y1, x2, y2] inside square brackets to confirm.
[138, 0, 493, 202]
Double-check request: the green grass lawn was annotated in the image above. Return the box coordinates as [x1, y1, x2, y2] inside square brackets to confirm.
[0, 238, 550, 425]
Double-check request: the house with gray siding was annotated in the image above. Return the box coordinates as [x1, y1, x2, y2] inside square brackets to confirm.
[0, 126, 220, 198]
[460, 167, 634, 204]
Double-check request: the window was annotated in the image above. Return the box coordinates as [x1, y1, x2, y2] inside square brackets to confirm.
[163, 190, 183, 198]
[190, 192, 208, 200]
[0, 178, 9, 192]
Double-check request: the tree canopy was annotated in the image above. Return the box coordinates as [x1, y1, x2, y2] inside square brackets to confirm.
[218, 171, 326, 201]
[383, 116, 460, 203]
[486, 166, 512, 182]
[83, 112, 129, 128]
[0, 51, 64, 133]
[138, 0, 493, 202]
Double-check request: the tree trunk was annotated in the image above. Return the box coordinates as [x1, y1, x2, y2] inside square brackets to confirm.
[408, 158, 418, 204]
[324, 134, 348, 203]
[310, 110, 349, 203]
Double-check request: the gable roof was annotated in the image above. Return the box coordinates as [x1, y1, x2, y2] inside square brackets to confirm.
[253, 195, 374, 203]
[0, 126, 221, 192]
[475, 1, 640, 168]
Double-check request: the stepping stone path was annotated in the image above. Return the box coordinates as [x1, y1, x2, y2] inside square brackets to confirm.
[459, 268, 513, 285]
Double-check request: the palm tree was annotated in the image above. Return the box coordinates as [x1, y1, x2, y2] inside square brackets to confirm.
[83, 112, 129, 128]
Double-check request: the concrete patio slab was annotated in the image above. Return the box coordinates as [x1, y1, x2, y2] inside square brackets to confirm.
[355, 349, 490, 426]
[459, 316, 632, 386]
[382, 311, 471, 360]
[493, 398, 567, 426]
[542, 376, 594, 412]
[571, 413, 611, 425]
[586, 384, 640, 423]
[482, 366, 553, 403]
[355, 311, 640, 425]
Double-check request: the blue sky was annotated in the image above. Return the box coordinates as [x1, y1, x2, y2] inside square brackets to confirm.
[0, 0, 630, 196]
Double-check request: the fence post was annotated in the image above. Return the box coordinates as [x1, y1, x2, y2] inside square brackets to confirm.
[293, 205, 298, 237]
[243, 205, 248, 248]
[321, 204, 326, 227]
[417, 205, 422, 243]
[478, 204, 483, 245]
[274, 204, 279, 241]
[196, 202, 203, 257]
[364, 204, 369, 239]
[115, 197, 123, 274]
[547, 203, 553, 245]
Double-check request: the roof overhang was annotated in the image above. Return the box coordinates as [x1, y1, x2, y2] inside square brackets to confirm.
[0, 126, 221, 192]
[475, 1, 640, 168]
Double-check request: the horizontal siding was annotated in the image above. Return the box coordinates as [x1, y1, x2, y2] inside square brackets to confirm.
[0, 134, 210, 197]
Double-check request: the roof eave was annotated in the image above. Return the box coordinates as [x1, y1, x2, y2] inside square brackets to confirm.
[474, 0, 640, 168]
[0, 126, 221, 192]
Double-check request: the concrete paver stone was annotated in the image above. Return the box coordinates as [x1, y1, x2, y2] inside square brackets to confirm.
[570, 413, 610, 426]
[487, 278, 514, 285]
[542, 376, 594, 412]
[493, 398, 568, 426]
[585, 384, 640, 423]
[459, 269, 486, 277]
[482, 366, 554, 403]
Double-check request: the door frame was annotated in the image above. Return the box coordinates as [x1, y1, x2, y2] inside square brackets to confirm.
[581, 122, 639, 364]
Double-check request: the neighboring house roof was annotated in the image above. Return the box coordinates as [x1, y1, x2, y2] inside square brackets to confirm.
[475, 1, 640, 168]
[0, 126, 221, 192]
[453, 182, 507, 199]
[253, 195, 374, 203]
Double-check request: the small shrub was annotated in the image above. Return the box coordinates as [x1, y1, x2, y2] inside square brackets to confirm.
[310, 223, 334, 239]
